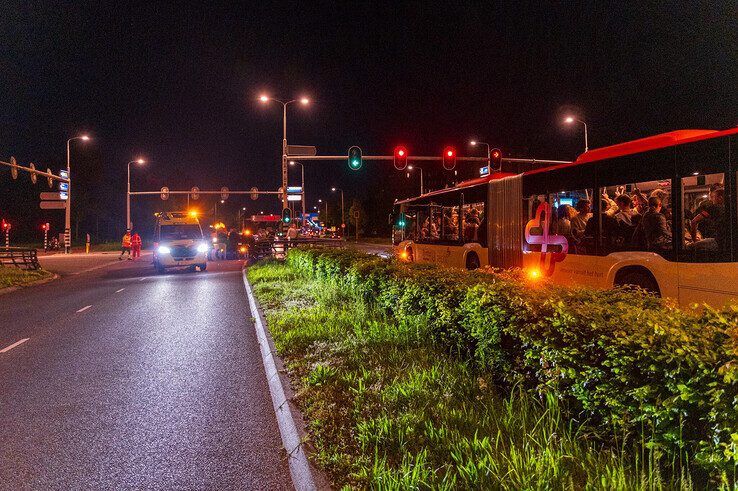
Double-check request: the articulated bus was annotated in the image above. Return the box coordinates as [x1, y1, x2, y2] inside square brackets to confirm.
[392, 127, 738, 307]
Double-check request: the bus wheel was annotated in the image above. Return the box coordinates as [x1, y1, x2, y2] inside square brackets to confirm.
[465, 252, 480, 270]
[615, 268, 660, 296]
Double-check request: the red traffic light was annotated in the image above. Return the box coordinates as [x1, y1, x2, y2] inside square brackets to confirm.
[442, 146, 457, 170]
[490, 148, 502, 170]
[393, 146, 408, 170]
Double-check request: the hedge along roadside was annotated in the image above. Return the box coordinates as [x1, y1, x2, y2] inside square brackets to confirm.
[285, 247, 738, 481]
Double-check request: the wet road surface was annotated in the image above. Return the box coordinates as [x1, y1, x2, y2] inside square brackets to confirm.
[0, 258, 292, 489]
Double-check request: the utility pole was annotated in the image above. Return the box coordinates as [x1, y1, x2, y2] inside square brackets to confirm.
[65, 135, 90, 253]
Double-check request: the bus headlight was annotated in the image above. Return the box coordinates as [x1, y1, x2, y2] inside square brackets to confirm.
[197, 243, 209, 253]
[158, 246, 171, 254]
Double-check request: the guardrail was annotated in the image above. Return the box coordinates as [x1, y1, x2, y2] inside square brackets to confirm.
[0, 247, 41, 270]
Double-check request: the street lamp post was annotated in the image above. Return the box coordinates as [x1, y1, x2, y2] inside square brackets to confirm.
[470, 140, 492, 170]
[406, 166, 424, 195]
[564, 116, 589, 152]
[290, 160, 306, 227]
[65, 135, 90, 253]
[331, 187, 344, 233]
[126, 158, 146, 230]
[259, 95, 309, 213]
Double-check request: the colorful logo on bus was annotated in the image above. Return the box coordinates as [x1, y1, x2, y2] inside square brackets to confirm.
[524, 201, 568, 276]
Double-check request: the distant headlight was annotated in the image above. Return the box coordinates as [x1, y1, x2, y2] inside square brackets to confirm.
[158, 246, 171, 254]
[197, 243, 209, 253]
[212, 237, 217, 243]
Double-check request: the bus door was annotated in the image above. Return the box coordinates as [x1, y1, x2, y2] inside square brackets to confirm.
[676, 138, 737, 306]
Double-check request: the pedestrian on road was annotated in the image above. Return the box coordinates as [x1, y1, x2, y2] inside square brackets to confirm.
[119, 229, 132, 260]
[131, 230, 142, 259]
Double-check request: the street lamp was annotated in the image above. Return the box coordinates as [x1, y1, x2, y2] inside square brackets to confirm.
[289, 160, 306, 226]
[406, 165, 424, 195]
[126, 158, 146, 230]
[258, 94, 310, 211]
[563, 116, 589, 152]
[65, 134, 91, 253]
[470, 140, 491, 168]
[331, 187, 344, 232]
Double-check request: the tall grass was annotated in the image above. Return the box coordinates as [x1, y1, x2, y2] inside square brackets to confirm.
[249, 261, 701, 489]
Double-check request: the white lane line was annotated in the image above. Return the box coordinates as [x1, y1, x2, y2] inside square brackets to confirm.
[139, 277, 146, 281]
[115, 288, 125, 293]
[76, 305, 92, 313]
[0, 338, 30, 353]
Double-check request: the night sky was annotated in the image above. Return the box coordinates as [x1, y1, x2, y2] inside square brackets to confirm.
[1, 1, 736, 241]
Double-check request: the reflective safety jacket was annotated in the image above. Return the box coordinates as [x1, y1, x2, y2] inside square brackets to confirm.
[131, 234, 142, 248]
[122, 233, 132, 248]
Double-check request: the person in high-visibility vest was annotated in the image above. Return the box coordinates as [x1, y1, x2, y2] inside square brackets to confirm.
[119, 230, 132, 260]
[131, 231, 142, 259]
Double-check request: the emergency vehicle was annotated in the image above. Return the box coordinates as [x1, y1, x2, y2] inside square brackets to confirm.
[153, 212, 209, 273]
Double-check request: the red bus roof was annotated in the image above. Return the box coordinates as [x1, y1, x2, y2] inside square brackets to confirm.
[526, 127, 738, 176]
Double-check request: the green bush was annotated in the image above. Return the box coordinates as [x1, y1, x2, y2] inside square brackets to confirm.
[285, 247, 738, 483]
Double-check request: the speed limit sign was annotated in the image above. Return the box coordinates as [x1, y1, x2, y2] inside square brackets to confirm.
[160, 186, 170, 201]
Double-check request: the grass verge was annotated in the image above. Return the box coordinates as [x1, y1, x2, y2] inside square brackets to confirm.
[0, 268, 53, 289]
[248, 259, 699, 489]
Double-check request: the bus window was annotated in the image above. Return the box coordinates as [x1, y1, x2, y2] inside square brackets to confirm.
[461, 202, 484, 243]
[600, 179, 673, 255]
[549, 189, 594, 255]
[441, 206, 460, 241]
[681, 172, 726, 262]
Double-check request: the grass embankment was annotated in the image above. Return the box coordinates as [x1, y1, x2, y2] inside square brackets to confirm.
[0, 268, 53, 289]
[249, 249, 738, 488]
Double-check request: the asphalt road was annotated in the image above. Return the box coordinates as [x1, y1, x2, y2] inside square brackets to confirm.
[0, 258, 292, 490]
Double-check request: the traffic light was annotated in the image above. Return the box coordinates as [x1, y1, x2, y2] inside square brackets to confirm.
[397, 212, 406, 228]
[490, 148, 502, 170]
[442, 146, 457, 170]
[281, 208, 292, 224]
[393, 146, 408, 170]
[41, 223, 50, 232]
[348, 146, 363, 171]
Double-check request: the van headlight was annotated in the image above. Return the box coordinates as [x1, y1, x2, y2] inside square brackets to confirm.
[158, 246, 171, 254]
[197, 243, 209, 253]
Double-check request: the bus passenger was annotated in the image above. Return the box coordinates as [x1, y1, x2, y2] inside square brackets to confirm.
[632, 196, 671, 252]
[570, 199, 592, 240]
[690, 187, 725, 251]
[465, 208, 480, 242]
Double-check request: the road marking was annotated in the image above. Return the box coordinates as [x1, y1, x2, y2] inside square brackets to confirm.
[1, 338, 30, 353]
[139, 277, 146, 281]
[76, 305, 92, 313]
[115, 288, 125, 293]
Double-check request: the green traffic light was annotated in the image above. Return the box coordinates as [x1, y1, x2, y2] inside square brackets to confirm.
[351, 159, 359, 168]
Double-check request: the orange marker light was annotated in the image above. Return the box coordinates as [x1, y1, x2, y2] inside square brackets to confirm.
[527, 269, 541, 280]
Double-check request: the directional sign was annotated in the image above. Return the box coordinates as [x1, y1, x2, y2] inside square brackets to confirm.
[479, 165, 490, 177]
[47, 168, 53, 188]
[10, 157, 18, 180]
[59, 191, 69, 200]
[40, 192, 62, 200]
[286, 145, 317, 157]
[161, 186, 169, 201]
[250, 187, 259, 201]
[29, 163, 37, 184]
[220, 187, 229, 201]
[59, 182, 69, 192]
[40, 201, 67, 210]
[59, 169, 69, 180]
[191, 186, 200, 200]
[286, 186, 302, 193]
[287, 194, 302, 202]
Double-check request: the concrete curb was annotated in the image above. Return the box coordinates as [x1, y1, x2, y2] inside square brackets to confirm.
[242, 269, 317, 491]
[0, 272, 59, 296]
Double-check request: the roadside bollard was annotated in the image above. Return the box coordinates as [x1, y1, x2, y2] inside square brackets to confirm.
[85, 233, 90, 254]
